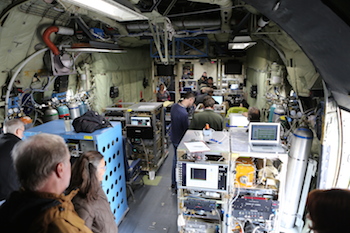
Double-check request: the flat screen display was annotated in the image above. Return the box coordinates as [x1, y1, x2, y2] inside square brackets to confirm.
[157, 64, 174, 76]
[212, 96, 223, 105]
[224, 60, 242, 74]
[251, 124, 278, 141]
[191, 168, 207, 180]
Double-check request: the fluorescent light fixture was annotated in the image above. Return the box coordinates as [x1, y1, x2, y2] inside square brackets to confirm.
[228, 42, 256, 50]
[228, 35, 256, 50]
[61, 0, 148, 21]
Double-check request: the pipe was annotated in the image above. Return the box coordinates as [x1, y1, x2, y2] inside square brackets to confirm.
[189, 0, 233, 31]
[5, 48, 49, 119]
[43, 26, 60, 55]
[43, 26, 74, 55]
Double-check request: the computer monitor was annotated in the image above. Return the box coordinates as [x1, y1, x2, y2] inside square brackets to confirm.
[230, 84, 239, 90]
[130, 116, 151, 126]
[212, 96, 223, 105]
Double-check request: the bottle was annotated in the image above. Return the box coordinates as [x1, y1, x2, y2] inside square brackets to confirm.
[64, 116, 72, 132]
[203, 123, 212, 140]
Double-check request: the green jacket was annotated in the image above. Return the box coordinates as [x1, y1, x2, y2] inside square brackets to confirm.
[0, 189, 93, 233]
[189, 109, 224, 131]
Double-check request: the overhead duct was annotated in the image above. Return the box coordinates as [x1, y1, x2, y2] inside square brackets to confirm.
[189, 0, 233, 42]
[125, 19, 237, 31]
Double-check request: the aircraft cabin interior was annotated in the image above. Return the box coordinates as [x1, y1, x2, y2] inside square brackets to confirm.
[0, 0, 350, 233]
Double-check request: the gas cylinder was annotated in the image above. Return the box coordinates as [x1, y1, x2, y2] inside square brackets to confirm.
[79, 101, 88, 115]
[68, 102, 80, 120]
[43, 106, 59, 122]
[268, 104, 276, 122]
[273, 104, 285, 122]
[57, 105, 70, 119]
[282, 126, 313, 229]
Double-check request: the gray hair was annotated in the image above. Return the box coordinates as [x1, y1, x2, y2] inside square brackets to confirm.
[12, 133, 69, 191]
[3, 119, 24, 134]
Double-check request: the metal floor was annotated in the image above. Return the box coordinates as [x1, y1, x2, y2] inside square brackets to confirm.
[119, 146, 178, 233]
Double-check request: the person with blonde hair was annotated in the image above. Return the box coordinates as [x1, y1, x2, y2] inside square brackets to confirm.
[68, 151, 118, 233]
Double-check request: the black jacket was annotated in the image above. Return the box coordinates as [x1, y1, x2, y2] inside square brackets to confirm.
[0, 133, 21, 201]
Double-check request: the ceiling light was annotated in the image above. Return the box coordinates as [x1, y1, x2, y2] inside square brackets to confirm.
[228, 42, 256, 50]
[228, 36, 257, 50]
[60, 0, 148, 22]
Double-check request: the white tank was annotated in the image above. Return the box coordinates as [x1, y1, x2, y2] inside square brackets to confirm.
[68, 102, 80, 120]
[282, 126, 313, 229]
[273, 104, 285, 122]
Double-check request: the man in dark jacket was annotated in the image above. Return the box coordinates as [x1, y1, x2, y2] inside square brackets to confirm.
[0, 119, 24, 204]
[170, 92, 195, 190]
[0, 133, 93, 233]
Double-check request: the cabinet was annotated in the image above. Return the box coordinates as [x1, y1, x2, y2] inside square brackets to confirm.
[125, 102, 168, 173]
[24, 120, 128, 225]
[229, 128, 288, 233]
[176, 128, 288, 233]
[176, 130, 232, 233]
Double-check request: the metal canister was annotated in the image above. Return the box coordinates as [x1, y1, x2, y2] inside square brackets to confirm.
[68, 102, 80, 120]
[57, 105, 70, 119]
[79, 101, 88, 115]
[43, 106, 59, 122]
[282, 126, 313, 229]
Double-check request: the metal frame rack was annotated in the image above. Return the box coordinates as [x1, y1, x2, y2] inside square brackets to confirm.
[228, 128, 288, 233]
[103, 102, 135, 128]
[24, 120, 129, 225]
[125, 102, 168, 173]
[176, 130, 232, 233]
[176, 128, 288, 233]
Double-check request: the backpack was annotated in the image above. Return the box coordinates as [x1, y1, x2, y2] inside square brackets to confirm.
[72, 110, 112, 133]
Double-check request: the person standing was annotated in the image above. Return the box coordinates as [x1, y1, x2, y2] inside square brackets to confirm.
[170, 92, 195, 189]
[68, 151, 119, 233]
[189, 97, 223, 131]
[0, 133, 93, 233]
[0, 119, 25, 205]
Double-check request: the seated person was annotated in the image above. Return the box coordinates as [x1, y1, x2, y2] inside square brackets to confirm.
[156, 83, 171, 102]
[190, 97, 223, 131]
[206, 77, 217, 89]
[306, 188, 350, 233]
[243, 107, 261, 122]
[197, 72, 207, 86]
[195, 87, 216, 106]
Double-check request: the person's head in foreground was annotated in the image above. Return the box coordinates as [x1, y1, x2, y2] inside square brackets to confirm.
[306, 188, 350, 233]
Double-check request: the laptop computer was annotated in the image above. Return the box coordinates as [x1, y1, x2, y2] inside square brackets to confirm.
[248, 122, 285, 152]
[212, 95, 223, 105]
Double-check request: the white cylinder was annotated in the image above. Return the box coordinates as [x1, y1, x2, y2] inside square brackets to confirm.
[68, 103, 80, 120]
[273, 104, 285, 122]
[281, 127, 313, 229]
[57, 26, 74, 35]
[270, 62, 282, 85]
